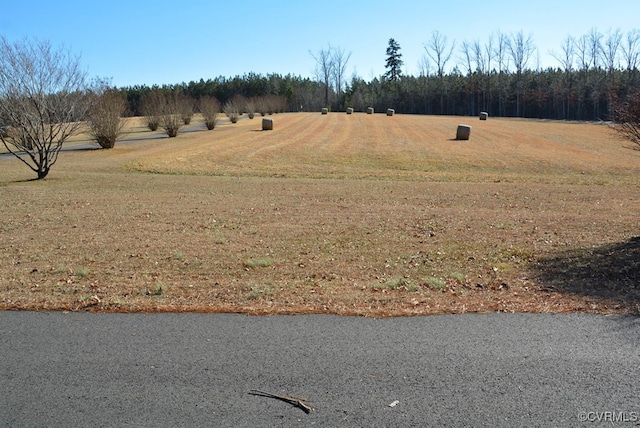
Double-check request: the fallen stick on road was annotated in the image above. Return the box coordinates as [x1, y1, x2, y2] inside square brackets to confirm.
[249, 389, 314, 413]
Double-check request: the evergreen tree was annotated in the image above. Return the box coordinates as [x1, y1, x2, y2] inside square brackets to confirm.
[384, 38, 403, 81]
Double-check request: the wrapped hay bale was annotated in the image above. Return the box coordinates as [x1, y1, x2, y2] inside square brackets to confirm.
[346, 107, 354, 114]
[479, 112, 488, 120]
[262, 118, 273, 131]
[386, 108, 395, 116]
[321, 108, 328, 114]
[456, 124, 471, 140]
[366, 107, 374, 114]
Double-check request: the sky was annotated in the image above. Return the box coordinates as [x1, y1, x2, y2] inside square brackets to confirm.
[2, 0, 640, 88]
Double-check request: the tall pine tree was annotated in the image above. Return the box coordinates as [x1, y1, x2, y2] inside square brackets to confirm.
[384, 38, 403, 82]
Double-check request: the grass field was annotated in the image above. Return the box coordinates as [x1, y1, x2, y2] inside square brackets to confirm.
[1, 112, 639, 316]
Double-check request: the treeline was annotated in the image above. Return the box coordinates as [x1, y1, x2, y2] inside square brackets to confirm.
[121, 73, 327, 116]
[119, 67, 639, 121]
[119, 28, 640, 121]
[345, 67, 640, 120]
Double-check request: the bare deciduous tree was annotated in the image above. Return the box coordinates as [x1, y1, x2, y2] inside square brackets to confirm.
[610, 90, 640, 150]
[472, 35, 493, 113]
[587, 28, 604, 69]
[551, 36, 575, 74]
[493, 31, 510, 116]
[602, 29, 622, 75]
[551, 35, 576, 119]
[0, 36, 94, 179]
[507, 31, 535, 116]
[602, 29, 623, 114]
[574, 34, 590, 72]
[460, 40, 476, 114]
[310, 46, 335, 106]
[88, 87, 127, 149]
[584, 28, 606, 118]
[424, 31, 455, 114]
[621, 30, 640, 92]
[331, 46, 351, 99]
[482, 34, 495, 114]
[621, 30, 640, 75]
[417, 53, 432, 78]
[471, 40, 485, 74]
[460, 40, 474, 76]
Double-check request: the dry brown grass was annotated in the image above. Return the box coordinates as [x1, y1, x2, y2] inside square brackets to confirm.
[1, 113, 639, 316]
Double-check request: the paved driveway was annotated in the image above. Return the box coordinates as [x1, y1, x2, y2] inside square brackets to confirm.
[1, 312, 638, 427]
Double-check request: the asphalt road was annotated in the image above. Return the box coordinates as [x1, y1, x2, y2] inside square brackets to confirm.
[1, 312, 638, 427]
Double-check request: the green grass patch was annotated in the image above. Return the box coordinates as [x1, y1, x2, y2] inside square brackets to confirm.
[449, 272, 466, 282]
[76, 267, 90, 279]
[247, 282, 275, 300]
[147, 284, 167, 296]
[424, 276, 447, 290]
[244, 258, 273, 269]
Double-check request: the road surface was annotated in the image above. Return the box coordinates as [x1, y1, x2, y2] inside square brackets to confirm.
[1, 312, 638, 427]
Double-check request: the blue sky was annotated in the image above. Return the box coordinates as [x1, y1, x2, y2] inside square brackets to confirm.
[2, 0, 639, 87]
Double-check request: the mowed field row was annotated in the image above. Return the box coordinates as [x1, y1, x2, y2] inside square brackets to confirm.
[122, 112, 640, 184]
[1, 113, 639, 316]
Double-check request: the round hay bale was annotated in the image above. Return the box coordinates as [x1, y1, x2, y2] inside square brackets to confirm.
[262, 118, 273, 131]
[479, 112, 488, 120]
[456, 124, 471, 140]
[386, 108, 395, 116]
[346, 107, 354, 114]
[366, 107, 374, 114]
[321, 108, 328, 115]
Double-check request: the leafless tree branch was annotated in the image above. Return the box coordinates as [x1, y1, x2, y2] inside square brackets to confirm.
[0, 36, 94, 179]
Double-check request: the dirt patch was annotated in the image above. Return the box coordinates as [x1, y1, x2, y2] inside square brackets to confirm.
[1, 113, 639, 315]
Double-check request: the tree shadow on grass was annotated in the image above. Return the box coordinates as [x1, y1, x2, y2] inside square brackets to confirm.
[531, 236, 640, 313]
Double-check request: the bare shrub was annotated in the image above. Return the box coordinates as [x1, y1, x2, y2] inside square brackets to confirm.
[231, 94, 247, 115]
[252, 95, 287, 116]
[180, 95, 194, 125]
[223, 99, 240, 123]
[159, 91, 184, 137]
[256, 97, 268, 116]
[245, 97, 256, 119]
[199, 96, 221, 130]
[141, 90, 186, 137]
[268, 95, 287, 113]
[162, 115, 181, 137]
[146, 116, 159, 132]
[140, 91, 163, 131]
[88, 89, 127, 149]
